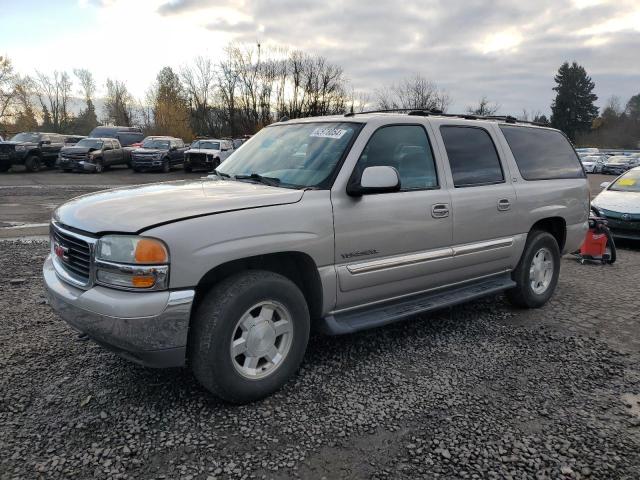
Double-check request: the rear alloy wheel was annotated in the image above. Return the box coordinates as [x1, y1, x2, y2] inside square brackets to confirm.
[24, 155, 41, 172]
[190, 270, 310, 404]
[507, 230, 560, 308]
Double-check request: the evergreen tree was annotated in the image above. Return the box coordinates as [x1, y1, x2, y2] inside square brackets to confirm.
[626, 93, 640, 122]
[550, 62, 598, 141]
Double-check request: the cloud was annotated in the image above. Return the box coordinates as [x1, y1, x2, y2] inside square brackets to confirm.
[205, 19, 258, 35]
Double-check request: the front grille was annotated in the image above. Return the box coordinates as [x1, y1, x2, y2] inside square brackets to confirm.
[0, 144, 15, 154]
[51, 224, 92, 284]
[61, 153, 88, 161]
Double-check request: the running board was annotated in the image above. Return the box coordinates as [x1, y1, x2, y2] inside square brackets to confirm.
[319, 273, 515, 335]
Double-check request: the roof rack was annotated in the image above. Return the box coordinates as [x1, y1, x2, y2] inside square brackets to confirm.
[344, 108, 548, 126]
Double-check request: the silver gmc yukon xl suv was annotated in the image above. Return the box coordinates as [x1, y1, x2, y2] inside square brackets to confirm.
[44, 112, 589, 403]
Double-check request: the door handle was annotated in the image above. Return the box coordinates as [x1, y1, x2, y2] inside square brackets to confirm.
[431, 203, 450, 218]
[497, 199, 511, 211]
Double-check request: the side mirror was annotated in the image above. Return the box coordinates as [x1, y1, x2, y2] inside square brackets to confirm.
[170, 146, 177, 151]
[347, 166, 401, 196]
[600, 182, 611, 189]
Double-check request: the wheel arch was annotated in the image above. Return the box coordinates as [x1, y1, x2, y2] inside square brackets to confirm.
[529, 216, 567, 252]
[192, 251, 324, 321]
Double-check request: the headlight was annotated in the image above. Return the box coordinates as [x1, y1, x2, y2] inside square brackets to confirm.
[95, 235, 169, 290]
[15, 145, 26, 151]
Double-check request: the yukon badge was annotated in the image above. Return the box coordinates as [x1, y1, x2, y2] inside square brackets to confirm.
[341, 249, 379, 259]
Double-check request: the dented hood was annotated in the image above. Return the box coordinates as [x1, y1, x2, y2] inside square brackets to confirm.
[54, 178, 304, 234]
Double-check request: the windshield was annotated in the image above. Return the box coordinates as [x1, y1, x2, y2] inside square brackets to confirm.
[217, 122, 361, 188]
[198, 141, 220, 150]
[142, 139, 170, 149]
[610, 170, 640, 192]
[10, 132, 40, 143]
[76, 139, 103, 149]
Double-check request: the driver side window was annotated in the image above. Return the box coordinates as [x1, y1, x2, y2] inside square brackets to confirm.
[354, 125, 438, 191]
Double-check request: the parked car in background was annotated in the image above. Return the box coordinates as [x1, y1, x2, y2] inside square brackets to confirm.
[44, 113, 588, 403]
[602, 155, 640, 175]
[88, 126, 144, 147]
[0, 132, 65, 172]
[592, 167, 640, 240]
[58, 138, 129, 173]
[576, 147, 599, 156]
[184, 138, 234, 172]
[580, 154, 606, 173]
[63, 135, 86, 146]
[131, 136, 187, 172]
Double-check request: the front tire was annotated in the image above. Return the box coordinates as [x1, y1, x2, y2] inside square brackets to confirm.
[506, 230, 560, 308]
[190, 270, 310, 404]
[0, 164, 10, 172]
[24, 155, 41, 172]
[162, 158, 170, 173]
[93, 158, 104, 173]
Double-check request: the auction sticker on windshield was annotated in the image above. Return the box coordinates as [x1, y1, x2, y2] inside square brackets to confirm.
[618, 178, 636, 186]
[310, 127, 348, 139]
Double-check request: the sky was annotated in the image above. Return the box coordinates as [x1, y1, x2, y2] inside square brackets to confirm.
[1, 0, 639, 116]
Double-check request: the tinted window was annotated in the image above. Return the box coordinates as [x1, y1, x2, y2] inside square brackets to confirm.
[116, 132, 143, 146]
[500, 125, 584, 180]
[354, 125, 438, 190]
[441, 126, 503, 187]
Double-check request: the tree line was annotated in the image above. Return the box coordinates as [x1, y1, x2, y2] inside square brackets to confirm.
[0, 48, 637, 148]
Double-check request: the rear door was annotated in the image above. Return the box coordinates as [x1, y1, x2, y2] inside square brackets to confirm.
[435, 122, 518, 277]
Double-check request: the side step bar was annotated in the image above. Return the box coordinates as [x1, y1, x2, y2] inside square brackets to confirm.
[319, 273, 515, 335]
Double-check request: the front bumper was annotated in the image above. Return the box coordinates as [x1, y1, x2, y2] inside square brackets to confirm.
[602, 166, 627, 175]
[43, 254, 194, 368]
[0, 151, 24, 165]
[58, 158, 98, 172]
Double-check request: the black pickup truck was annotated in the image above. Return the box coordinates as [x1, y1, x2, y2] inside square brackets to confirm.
[0, 132, 65, 172]
[58, 138, 129, 173]
[131, 136, 188, 172]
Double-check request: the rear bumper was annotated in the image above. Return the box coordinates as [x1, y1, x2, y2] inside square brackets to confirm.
[43, 255, 194, 368]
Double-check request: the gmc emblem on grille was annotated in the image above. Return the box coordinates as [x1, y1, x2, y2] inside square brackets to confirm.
[622, 213, 630, 220]
[54, 242, 69, 261]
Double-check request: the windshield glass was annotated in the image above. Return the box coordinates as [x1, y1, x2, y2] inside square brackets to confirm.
[217, 122, 361, 188]
[10, 132, 40, 143]
[76, 139, 103, 149]
[610, 170, 640, 192]
[142, 139, 170, 149]
[199, 141, 220, 150]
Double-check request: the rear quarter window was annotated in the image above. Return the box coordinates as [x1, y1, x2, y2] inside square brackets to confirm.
[500, 125, 585, 180]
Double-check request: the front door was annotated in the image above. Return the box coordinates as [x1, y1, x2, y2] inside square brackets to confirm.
[332, 124, 453, 311]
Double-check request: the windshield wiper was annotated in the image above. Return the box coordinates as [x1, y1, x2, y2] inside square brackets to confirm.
[235, 173, 281, 187]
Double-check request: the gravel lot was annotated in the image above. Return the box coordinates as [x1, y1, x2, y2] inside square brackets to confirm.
[1, 240, 640, 479]
[1, 170, 640, 479]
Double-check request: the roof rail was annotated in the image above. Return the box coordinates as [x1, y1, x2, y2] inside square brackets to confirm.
[344, 108, 548, 126]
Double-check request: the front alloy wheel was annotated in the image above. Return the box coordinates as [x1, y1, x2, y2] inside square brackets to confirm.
[230, 301, 294, 379]
[529, 247, 554, 294]
[190, 270, 310, 404]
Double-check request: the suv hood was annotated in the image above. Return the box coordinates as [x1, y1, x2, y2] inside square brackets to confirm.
[1, 141, 34, 147]
[188, 148, 221, 154]
[61, 146, 94, 154]
[53, 178, 304, 234]
[134, 148, 165, 154]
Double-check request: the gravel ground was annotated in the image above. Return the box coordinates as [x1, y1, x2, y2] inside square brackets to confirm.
[1, 241, 640, 479]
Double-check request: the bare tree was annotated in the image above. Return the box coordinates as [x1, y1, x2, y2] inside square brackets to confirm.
[103, 79, 135, 126]
[0, 56, 17, 125]
[12, 75, 38, 131]
[33, 70, 73, 132]
[466, 96, 500, 116]
[375, 74, 451, 112]
[181, 56, 216, 135]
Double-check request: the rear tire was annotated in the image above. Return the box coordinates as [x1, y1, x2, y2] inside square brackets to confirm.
[24, 155, 41, 172]
[190, 270, 310, 404]
[506, 230, 560, 308]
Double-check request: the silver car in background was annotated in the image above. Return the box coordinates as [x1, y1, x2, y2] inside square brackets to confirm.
[592, 167, 640, 240]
